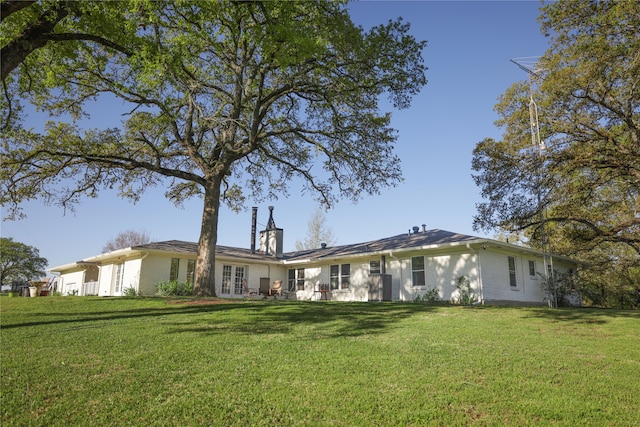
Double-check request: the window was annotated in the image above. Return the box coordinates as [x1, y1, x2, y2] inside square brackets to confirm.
[234, 266, 245, 294]
[341, 264, 351, 289]
[330, 264, 350, 290]
[221, 265, 246, 295]
[411, 256, 425, 287]
[288, 269, 296, 292]
[170, 258, 180, 281]
[508, 256, 517, 287]
[186, 259, 196, 284]
[287, 269, 305, 291]
[528, 260, 536, 278]
[330, 265, 339, 290]
[222, 265, 232, 294]
[113, 263, 124, 293]
[369, 260, 381, 275]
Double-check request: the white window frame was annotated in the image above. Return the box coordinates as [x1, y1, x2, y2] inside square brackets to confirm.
[221, 264, 247, 295]
[369, 260, 381, 275]
[411, 256, 425, 287]
[330, 264, 350, 290]
[113, 263, 124, 294]
[233, 266, 246, 295]
[170, 258, 180, 281]
[295, 268, 305, 291]
[288, 268, 305, 291]
[508, 256, 518, 288]
[221, 265, 232, 294]
[186, 259, 196, 284]
[528, 260, 537, 279]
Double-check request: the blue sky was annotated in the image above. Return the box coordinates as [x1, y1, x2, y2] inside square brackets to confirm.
[2, 1, 549, 271]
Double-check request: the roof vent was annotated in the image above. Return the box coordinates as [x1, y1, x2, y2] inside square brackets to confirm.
[321, 243, 327, 249]
[422, 224, 427, 232]
[412, 226, 420, 234]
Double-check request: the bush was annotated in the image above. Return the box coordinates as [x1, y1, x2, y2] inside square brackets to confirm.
[155, 280, 194, 296]
[452, 275, 476, 305]
[122, 286, 140, 297]
[413, 287, 441, 304]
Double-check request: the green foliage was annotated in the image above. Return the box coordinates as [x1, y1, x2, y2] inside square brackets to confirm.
[2, 298, 640, 425]
[413, 287, 441, 304]
[579, 260, 640, 310]
[539, 271, 582, 308]
[154, 280, 193, 297]
[122, 286, 140, 297]
[472, 1, 640, 305]
[1, 0, 427, 296]
[0, 237, 47, 287]
[452, 275, 476, 305]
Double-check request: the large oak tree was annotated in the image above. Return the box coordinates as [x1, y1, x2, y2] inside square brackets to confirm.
[1, 1, 427, 296]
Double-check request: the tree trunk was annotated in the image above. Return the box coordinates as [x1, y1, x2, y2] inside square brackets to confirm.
[194, 181, 222, 297]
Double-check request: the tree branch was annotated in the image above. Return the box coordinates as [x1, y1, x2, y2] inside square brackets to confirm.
[1, 3, 69, 81]
[47, 32, 132, 56]
[0, 0, 36, 22]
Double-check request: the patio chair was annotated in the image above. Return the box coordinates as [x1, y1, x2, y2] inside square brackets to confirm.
[242, 281, 259, 298]
[259, 279, 271, 297]
[271, 280, 282, 296]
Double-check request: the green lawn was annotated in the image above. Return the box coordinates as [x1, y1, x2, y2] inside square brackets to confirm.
[1, 297, 639, 426]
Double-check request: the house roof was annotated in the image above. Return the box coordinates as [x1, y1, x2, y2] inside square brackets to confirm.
[132, 240, 281, 262]
[49, 229, 579, 273]
[132, 230, 481, 262]
[283, 229, 480, 262]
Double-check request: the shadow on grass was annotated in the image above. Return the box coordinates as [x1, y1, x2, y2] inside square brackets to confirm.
[1, 298, 250, 329]
[164, 301, 437, 338]
[520, 306, 640, 325]
[1, 297, 440, 339]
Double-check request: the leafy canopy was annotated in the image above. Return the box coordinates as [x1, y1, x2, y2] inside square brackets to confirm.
[472, 0, 639, 256]
[471, 0, 639, 307]
[1, 1, 427, 295]
[0, 237, 48, 285]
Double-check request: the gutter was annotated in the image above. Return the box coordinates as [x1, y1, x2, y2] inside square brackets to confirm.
[282, 258, 312, 265]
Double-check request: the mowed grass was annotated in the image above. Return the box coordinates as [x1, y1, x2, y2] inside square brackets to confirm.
[1, 297, 639, 426]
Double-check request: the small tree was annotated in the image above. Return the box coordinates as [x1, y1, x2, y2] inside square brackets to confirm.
[102, 229, 152, 253]
[295, 208, 338, 251]
[0, 237, 47, 290]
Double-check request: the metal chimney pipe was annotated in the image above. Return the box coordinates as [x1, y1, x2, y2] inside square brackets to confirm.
[250, 207, 258, 254]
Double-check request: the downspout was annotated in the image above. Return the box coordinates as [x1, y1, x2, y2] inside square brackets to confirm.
[467, 244, 484, 305]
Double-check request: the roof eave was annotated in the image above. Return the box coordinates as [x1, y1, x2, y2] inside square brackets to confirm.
[284, 238, 580, 265]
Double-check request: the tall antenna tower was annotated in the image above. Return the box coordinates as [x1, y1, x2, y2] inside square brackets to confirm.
[510, 57, 545, 150]
[510, 56, 556, 307]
